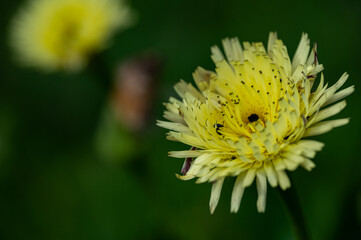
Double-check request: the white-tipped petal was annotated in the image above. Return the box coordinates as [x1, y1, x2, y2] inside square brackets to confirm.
[292, 33, 310, 73]
[264, 161, 278, 187]
[156, 121, 191, 133]
[276, 170, 291, 190]
[312, 100, 347, 124]
[242, 168, 257, 188]
[230, 173, 246, 213]
[256, 170, 267, 213]
[211, 45, 225, 63]
[323, 85, 355, 107]
[168, 150, 202, 158]
[222, 38, 234, 62]
[301, 158, 316, 171]
[210, 178, 225, 214]
[303, 118, 350, 137]
[297, 140, 325, 151]
[231, 37, 244, 62]
[308, 73, 349, 116]
[267, 32, 277, 54]
[306, 42, 318, 65]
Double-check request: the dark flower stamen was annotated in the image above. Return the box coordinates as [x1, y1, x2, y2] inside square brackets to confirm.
[248, 114, 259, 123]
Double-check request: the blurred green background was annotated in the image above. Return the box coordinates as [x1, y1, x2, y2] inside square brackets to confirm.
[1, 0, 361, 239]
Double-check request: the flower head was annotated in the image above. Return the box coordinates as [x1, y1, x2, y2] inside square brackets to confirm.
[10, 0, 134, 72]
[158, 33, 354, 213]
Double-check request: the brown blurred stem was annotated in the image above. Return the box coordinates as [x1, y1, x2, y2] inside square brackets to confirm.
[278, 186, 310, 240]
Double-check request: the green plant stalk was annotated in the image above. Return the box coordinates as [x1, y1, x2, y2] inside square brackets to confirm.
[278, 187, 310, 240]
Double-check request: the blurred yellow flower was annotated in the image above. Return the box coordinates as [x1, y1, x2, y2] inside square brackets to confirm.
[158, 33, 354, 213]
[10, 0, 134, 72]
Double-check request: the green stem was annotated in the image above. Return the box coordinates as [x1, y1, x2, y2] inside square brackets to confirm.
[278, 187, 310, 240]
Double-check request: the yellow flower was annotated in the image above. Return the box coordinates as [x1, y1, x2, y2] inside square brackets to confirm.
[158, 33, 354, 213]
[10, 0, 134, 72]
